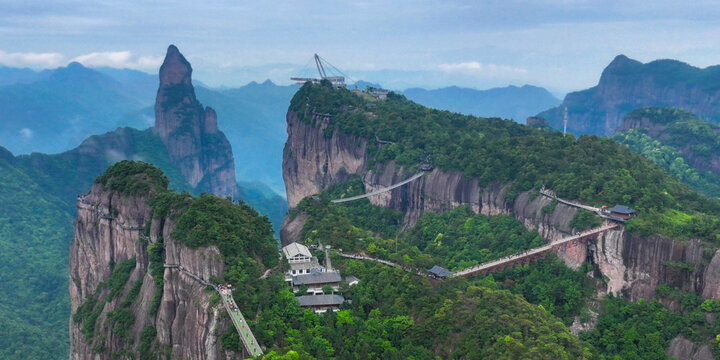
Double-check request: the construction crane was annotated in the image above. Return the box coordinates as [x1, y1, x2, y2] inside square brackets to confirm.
[291, 54, 346, 88]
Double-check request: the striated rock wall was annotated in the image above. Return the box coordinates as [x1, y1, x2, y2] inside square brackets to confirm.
[154, 45, 238, 197]
[281, 107, 720, 302]
[69, 183, 237, 360]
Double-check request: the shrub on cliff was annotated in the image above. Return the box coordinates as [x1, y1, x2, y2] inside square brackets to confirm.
[94, 160, 169, 196]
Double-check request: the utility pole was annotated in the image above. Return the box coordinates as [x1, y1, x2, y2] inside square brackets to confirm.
[563, 106, 568, 136]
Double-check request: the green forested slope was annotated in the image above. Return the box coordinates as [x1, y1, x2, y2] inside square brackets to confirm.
[613, 107, 720, 198]
[256, 264, 592, 359]
[0, 138, 193, 359]
[0, 148, 73, 359]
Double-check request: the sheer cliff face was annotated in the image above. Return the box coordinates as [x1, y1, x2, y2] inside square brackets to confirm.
[154, 45, 238, 197]
[69, 183, 236, 360]
[537, 55, 720, 136]
[281, 108, 720, 302]
[282, 111, 368, 208]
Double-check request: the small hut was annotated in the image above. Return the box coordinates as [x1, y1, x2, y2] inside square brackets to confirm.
[428, 265, 452, 279]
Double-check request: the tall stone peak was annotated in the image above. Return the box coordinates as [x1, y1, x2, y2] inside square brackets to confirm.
[158, 44, 192, 87]
[153, 45, 238, 197]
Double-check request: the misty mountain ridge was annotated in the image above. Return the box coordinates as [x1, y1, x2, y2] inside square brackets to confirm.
[0, 62, 152, 155]
[403, 84, 561, 122]
[537, 54, 720, 136]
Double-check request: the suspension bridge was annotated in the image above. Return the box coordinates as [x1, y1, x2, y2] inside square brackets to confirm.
[331, 173, 424, 203]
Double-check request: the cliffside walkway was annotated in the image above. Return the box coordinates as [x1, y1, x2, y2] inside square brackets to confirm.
[78, 196, 145, 231]
[539, 188, 600, 213]
[164, 264, 263, 357]
[331, 173, 424, 203]
[452, 223, 619, 277]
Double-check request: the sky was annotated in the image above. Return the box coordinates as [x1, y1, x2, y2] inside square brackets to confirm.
[1, 0, 720, 96]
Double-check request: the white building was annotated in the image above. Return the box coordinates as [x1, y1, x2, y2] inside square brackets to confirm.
[282, 242, 312, 263]
[282, 242, 326, 281]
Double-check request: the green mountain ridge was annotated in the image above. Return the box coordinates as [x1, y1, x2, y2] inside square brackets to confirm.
[278, 82, 720, 359]
[291, 82, 720, 241]
[613, 107, 720, 198]
[537, 55, 720, 136]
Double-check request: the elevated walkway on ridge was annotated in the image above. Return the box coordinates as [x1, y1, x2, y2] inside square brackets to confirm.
[164, 264, 263, 357]
[451, 223, 619, 277]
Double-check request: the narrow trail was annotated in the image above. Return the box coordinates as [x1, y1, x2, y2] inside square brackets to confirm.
[337, 252, 425, 277]
[331, 173, 424, 203]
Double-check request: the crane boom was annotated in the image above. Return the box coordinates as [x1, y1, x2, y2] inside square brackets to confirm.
[291, 54, 346, 88]
[314, 54, 327, 79]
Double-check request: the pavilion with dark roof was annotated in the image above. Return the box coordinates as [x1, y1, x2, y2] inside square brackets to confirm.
[609, 205, 637, 220]
[297, 294, 345, 313]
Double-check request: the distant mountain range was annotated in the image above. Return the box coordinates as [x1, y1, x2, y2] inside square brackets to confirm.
[403, 84, 561, 122]
[0, 63, 296, 194]
[538, 55, 720, 136]
[0, 63, 153, 155]
[0, 64, 563, 194]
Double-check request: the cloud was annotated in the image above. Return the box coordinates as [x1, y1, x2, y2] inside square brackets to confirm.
[438, 61, 528, 75]
[19, 128, 33, 139]
[0, 49, 162, 71]
[0, 50, 64, 68]
[136, 55, 163, 70]
[71, 51, 132, 68]
[439, 61, 484, 71]
[70, 51, 163, 71]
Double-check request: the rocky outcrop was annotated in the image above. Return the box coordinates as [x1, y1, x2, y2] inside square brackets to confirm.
[283, 110, 368, 208]
[69, 181, 237, 359]
[280, 213, 308, 246]
[154, 45, 238, 197]
[537, 55, 720, 136]
[666, 335, 715, 360]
